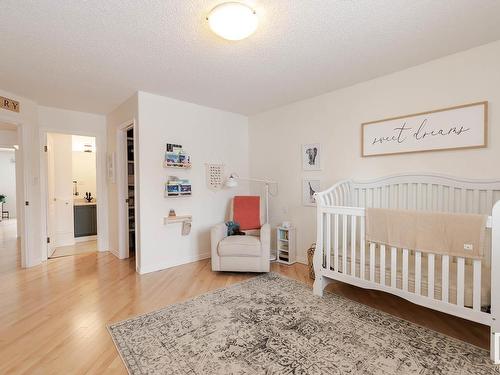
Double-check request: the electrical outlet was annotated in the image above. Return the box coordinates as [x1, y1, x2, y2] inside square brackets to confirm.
[464, 244, 473, 251]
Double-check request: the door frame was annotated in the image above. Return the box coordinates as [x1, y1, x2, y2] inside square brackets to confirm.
[0, 118, 28, 267]
[40, 129, 108, 260]
[116, 120, 139, 271]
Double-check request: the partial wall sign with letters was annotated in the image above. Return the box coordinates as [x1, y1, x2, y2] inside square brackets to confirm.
[0, 96, 20, 113]
[361, 102, 487, 157]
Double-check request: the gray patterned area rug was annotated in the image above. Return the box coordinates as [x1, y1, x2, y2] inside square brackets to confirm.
[108, 273, 498, 374]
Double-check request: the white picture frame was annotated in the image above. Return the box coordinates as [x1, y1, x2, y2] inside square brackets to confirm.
[361, 101, 487, 157]
[303, 178, 321, 207]
[302, 143, 321, 170]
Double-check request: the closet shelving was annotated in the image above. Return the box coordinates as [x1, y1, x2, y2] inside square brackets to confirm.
[127, 128, 135, 255]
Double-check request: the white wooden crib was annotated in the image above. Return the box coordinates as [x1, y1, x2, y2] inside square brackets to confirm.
[312, 173, 500, 363]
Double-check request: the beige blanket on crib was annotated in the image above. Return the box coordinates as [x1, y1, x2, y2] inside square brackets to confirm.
[365, 208, 487, 259]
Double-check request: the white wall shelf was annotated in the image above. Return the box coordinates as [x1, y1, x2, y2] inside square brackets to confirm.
[164, 215, 192, 225]
[164, 193, 192, 198]
[164, 162, 192, 169]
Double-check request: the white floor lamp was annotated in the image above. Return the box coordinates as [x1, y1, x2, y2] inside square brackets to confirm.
[225, 173, 277, 224]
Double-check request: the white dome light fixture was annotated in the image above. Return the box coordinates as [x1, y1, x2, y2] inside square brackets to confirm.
[207, 2, 258, 41]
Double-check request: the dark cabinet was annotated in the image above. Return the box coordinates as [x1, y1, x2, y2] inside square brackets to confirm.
[74, 204, 97, 237]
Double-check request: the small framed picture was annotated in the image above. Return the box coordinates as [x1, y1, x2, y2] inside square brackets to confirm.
[303, 178, 321, 206]
[302, 143, 321, 170]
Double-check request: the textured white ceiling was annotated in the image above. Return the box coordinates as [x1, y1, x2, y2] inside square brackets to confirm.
[1, 1, 500, 115]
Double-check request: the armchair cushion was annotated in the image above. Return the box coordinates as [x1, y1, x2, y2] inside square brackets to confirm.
[233, 196, 261, 230]
[218, 235, 261, 257]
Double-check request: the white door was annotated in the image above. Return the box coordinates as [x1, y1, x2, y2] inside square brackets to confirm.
[47, 134, 55, 256]
[47, 133, 75, 251]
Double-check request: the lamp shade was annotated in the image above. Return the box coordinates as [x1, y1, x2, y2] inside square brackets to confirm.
[225, 175, 239, 188]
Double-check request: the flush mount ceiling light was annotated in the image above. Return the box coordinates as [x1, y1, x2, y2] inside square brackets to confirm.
[207, 2, 258, 41]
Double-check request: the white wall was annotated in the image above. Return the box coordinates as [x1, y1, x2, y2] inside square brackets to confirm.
[72, 151, 97, 199]
[0, 130, 18, 147]
[0, 149, 17, 218]
[136, 91, 249, 274]
[249, 40, 500, 264]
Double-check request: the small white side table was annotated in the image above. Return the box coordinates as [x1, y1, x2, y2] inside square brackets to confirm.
[276, 226, 296, 265]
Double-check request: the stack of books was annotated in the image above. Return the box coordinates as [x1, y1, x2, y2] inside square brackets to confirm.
[165, 177, 192, 197]
[164, 143, 191, 168]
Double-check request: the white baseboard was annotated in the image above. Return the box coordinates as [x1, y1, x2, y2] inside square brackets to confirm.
[138, 252, 211, 274]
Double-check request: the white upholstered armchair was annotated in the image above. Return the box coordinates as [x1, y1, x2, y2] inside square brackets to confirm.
[211, 196, 270, 272]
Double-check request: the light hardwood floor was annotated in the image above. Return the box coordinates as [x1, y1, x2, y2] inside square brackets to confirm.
[50, 240, 97, 258]
[0, 220, 489, 374]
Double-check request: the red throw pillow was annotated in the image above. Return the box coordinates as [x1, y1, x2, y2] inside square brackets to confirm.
[233, 196, 261, 230]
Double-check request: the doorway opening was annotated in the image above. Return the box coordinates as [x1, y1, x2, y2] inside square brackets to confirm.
[46, 133, 98, 258]
[126, 127, 136, 258]
[116, 120, 138, 270]
[0, 148, 17, 227]
[0, 120, 23, 269]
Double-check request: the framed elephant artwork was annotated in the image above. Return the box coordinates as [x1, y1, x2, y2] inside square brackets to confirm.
[302, 143, 321, 171]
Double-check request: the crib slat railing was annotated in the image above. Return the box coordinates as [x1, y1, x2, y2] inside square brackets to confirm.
[360, 216, 366, 280]
[457, 257, 465, 307]
[391, 247, 397, 288]
[325, 214, 331, 272]
[342, 215, 348, 274]
[351, 216, 357, 276]
[428, 254, 435, 299]
[380, 245, 386, 286]
[369, 243, 375, 282]
[403, 249, 409, 292]
[415, 251, 422, 295]
[473, 259, 481, 311]
[316, 205, 491, 327]
[442, 255, 450, 302]
[333, 214, 339, 272]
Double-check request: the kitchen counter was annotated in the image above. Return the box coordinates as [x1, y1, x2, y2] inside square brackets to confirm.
[74, 200, 97, 206]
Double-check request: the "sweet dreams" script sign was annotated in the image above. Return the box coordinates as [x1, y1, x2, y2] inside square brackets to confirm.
[361, 102, 487, 157]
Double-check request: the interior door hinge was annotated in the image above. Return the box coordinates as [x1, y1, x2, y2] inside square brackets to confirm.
[44, 145, 48, 152]
[47, 237, 50, 244]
